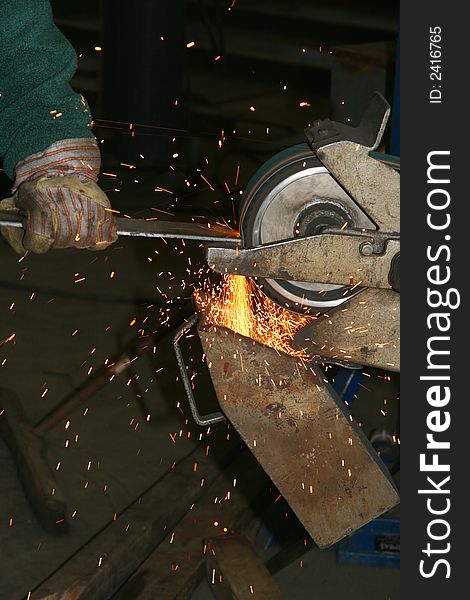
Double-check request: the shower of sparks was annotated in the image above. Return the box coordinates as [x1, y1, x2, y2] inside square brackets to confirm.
[195, 274, 314, 360]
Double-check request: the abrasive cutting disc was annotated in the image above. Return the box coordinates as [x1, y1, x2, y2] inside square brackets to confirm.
[239, 143, 376, 314]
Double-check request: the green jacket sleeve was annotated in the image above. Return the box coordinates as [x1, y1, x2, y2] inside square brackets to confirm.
[0, 0, 94, 179]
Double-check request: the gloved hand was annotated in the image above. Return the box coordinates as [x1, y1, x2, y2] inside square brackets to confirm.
[0, 138, 117, 255]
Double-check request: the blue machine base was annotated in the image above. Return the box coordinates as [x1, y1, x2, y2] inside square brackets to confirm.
[336, 518, 400, 569]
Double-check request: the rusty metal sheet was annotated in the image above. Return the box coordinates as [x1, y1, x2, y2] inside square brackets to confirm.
[293, 288, 400, 372]
[198, 324, 399, 548]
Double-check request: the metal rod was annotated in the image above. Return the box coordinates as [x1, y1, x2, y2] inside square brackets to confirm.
[0, 210, 241, 247]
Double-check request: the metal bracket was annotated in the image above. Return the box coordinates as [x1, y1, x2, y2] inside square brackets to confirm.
[173, 315, 225, 426]
[207, 231, 400, 291]
[305, 91, 391, 152]
[305, 92, 399, 233]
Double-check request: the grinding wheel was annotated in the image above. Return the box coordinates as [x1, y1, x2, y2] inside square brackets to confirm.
[240, 143, 376, 314]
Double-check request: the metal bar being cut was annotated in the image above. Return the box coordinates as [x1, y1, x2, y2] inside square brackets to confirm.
[0, 210, 241, 247]
[197, 324, 399, 548]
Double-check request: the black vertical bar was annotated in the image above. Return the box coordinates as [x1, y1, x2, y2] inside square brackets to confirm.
[401, 1, 467, 596]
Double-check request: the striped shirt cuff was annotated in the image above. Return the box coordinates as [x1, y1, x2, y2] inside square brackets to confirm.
[13, 138, 101, 192]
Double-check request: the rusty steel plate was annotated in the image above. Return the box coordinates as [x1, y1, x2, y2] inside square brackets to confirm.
[293, 288, 400, 372]
[198, 324, 399, 548]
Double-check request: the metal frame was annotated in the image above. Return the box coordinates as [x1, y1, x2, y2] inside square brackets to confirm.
[172, 315, 225, 426]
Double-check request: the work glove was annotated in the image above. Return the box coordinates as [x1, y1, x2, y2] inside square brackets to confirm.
[0, 138, 117, 255]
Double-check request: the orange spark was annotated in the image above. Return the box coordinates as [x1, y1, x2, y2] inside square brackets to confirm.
[195, 275, 314, 359]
